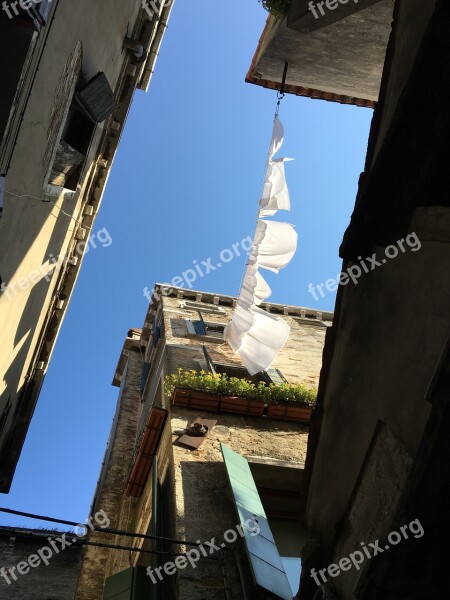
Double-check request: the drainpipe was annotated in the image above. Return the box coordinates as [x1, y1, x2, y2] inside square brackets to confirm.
[123, 37, 147, 64]
[220, 560, 232, 600]
[232, 545, 250, 600]
[152, 455, 159, 600]
[313, 584, 340, 599]
[139, 0, 174, 91]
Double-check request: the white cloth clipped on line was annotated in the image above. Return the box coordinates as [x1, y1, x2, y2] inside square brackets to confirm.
[224, 116, 297, 375]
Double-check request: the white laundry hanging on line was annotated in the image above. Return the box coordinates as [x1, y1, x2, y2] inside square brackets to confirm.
[224, 116, 297, 375]
[224, 305, 291, 376]
[268, 117, 284, 159]
[259, 158, 294, 217]
[238, 264, 272, 308]
[251, 220, 298, 274]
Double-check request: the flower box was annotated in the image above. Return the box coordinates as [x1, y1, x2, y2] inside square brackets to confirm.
[220, 396, 265, 417]
[172, 388, 265, 417]
[267, 402, 313, 424]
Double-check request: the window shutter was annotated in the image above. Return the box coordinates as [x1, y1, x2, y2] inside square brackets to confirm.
[38, 0, 52, 22]
[202, 345, 217, 374]
[103, 566, 151, 599]
[77, 72, 118, 123]
[193, 320, 207, 335]
[140, 362, 152, 393]
[266, 368, 287, 386]
[152, 326, 162, 347]
[220, 444, 293, 600]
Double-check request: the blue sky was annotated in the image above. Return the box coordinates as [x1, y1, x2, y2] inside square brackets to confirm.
[1, 1, 372, 526]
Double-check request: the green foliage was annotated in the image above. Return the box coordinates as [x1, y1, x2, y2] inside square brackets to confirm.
[259, 0, 292, 18]
[164, 369, 317, 407]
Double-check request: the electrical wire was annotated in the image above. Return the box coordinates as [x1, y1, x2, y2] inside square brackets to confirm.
[5, 189, 93, 231]
[0, 507, 200, 547]
[6, 529, 180, 557]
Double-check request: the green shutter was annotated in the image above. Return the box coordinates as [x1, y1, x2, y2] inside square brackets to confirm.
[266, 368, 287, 386]
[220, 444, 293, 600]
[140, 362, 152, 393]
[103, 567, 152, 600]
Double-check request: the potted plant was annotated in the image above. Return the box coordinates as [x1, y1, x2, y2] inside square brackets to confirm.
[259, 0, 292, 18]
[165, 369, 316, 422]
[165, 370, 265, 416]
[266, 383, 317, 423]
[165, 370, 221, 412]
[217, 376, 266, 417]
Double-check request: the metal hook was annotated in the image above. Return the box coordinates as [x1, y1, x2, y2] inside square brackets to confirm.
[275, 61, 288, 116]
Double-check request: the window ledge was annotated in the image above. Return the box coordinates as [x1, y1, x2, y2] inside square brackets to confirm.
[187, 334, 225, 344]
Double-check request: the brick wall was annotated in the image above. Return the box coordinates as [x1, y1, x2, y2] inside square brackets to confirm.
[0, 528, 82, 599]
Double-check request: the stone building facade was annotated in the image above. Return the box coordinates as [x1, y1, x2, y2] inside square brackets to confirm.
[298, 1, 450, 598]
[74, 285, 332, 599]
[0, 526, 83, 599]
[0, 0, 174, 492]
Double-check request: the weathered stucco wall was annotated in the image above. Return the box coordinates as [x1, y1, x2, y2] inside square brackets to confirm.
[0, 0, 148, 491]
[301, 1, 450, 597]
[370, 0, 437, 165]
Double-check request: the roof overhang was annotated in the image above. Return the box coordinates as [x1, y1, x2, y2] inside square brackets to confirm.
[247, 0, 395, 107]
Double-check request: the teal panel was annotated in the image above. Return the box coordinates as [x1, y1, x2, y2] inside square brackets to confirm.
[267, 368, 286, 386]
[250, 554, 295, 598]
[103, 567, 153, 600]
[221, 443, 251, 470]
[235, 502, 275, 543]
[103, 567, 134, 600]
[220, 443, 293, 600]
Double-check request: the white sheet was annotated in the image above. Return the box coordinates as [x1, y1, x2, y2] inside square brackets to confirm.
[224, 306, 291, 375]
[252, 220, 298, 274]
[259, 158, 293, 217]
[224, 117, 296, 374]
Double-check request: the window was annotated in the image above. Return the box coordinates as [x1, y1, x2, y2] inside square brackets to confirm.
[0, 14, 36, 147]
[27, 0, 53, 29]
[48, 100, 96, 191]
[48, 72, 116, 191]
[260, 368, 287, 386]
[152, 325, 162, 347]
[140, 362, 152, 396]
[209, 357, 287, 387]
[213, 363, 262, 386]
[180, 300, 226, 314]
[185, 311, 226, 341]
[249, 461, 307, 596]
[202, 322, 225, 339]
